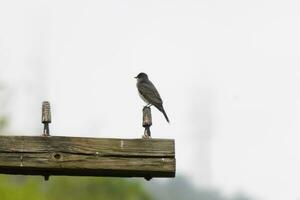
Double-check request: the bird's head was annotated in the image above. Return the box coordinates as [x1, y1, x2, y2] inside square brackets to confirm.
[134, 72, 148, 80]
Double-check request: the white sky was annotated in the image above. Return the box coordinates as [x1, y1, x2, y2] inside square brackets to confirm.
[1, 0, 300, 199]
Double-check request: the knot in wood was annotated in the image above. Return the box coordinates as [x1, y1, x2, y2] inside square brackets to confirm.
[52, 153, 62, 161]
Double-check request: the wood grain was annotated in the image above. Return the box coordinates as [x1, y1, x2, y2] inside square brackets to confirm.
[0, 136, 175, 178]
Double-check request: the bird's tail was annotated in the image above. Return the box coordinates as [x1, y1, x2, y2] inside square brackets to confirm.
[157, 106, 170, 123]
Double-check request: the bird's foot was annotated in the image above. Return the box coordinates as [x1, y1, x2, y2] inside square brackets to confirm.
[143, 105, 152, 111]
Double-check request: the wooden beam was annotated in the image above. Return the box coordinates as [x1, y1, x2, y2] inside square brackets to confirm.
[0, 136, 175, 179]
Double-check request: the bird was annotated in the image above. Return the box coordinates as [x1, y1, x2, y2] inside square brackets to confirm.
[135, 72, 169, 123]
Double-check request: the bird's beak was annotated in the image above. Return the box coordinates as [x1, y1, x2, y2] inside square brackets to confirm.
[134, 76, 137, 79]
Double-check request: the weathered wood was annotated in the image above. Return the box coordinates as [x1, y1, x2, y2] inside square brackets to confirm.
[41, 101, 51, 136]
[0, 136, 175, 178]
[142, 107, 152, 138]
[142, 107, 152, 127]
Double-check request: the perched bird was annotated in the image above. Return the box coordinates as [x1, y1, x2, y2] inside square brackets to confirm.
[135, 72, 169, 123]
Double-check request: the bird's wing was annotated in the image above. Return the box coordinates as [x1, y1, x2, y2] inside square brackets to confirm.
[138, 81, 163, 105]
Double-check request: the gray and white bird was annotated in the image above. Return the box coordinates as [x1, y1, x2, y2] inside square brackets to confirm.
[135, 72, 169, 123]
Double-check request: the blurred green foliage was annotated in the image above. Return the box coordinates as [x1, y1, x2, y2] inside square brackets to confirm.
[0, 117, 8, 130]
[148, 176, 253, 200]
[0, 176, 152, 200]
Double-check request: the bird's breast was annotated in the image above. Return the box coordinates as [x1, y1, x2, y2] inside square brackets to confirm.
[138, 92, 149, 104]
